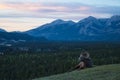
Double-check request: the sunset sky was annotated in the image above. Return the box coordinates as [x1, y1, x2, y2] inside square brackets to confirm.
[0, 0, 120, 32]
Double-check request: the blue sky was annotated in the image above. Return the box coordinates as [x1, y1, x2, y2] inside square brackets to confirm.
[0, 0, 120, 31]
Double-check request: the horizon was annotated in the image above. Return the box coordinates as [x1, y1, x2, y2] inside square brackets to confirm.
[0, 0, 120, 31]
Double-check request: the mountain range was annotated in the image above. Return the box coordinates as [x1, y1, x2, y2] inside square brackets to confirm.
[0, 15, 120, 42]
[25, 15, 120, 41]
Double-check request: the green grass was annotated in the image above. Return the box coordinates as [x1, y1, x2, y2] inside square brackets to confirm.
[33, 64, 120, 80]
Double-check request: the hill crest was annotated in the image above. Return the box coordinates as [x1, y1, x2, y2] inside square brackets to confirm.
[33, 64, 120, 80]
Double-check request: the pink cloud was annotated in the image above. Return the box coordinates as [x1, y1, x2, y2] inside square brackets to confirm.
[0, 2, 92, 13]
[0, 2, 119, 20]
[0, 3, 68, 12]
[79, 6, 90, 11]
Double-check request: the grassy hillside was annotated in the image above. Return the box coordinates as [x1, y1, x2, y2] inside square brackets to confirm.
[33, 64, 120, 80]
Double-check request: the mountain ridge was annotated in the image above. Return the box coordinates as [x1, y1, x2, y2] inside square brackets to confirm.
[0, 15, 120, 41]
[25, 15, 120, 41]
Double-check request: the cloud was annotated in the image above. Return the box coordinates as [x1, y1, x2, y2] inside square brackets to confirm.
[0, 2, 120, 20]
[92, 6, 120, 14]
[0, 2, 68, 12]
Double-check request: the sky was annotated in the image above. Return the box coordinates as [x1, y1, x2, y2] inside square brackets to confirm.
[0, 0, 120, 32]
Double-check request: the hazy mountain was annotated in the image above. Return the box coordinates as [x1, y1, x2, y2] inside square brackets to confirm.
[25, 15, 120, 41]
[0, 32, 47, 43]
[26, 19, 77, 40]
[1, 16, 120, 41]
